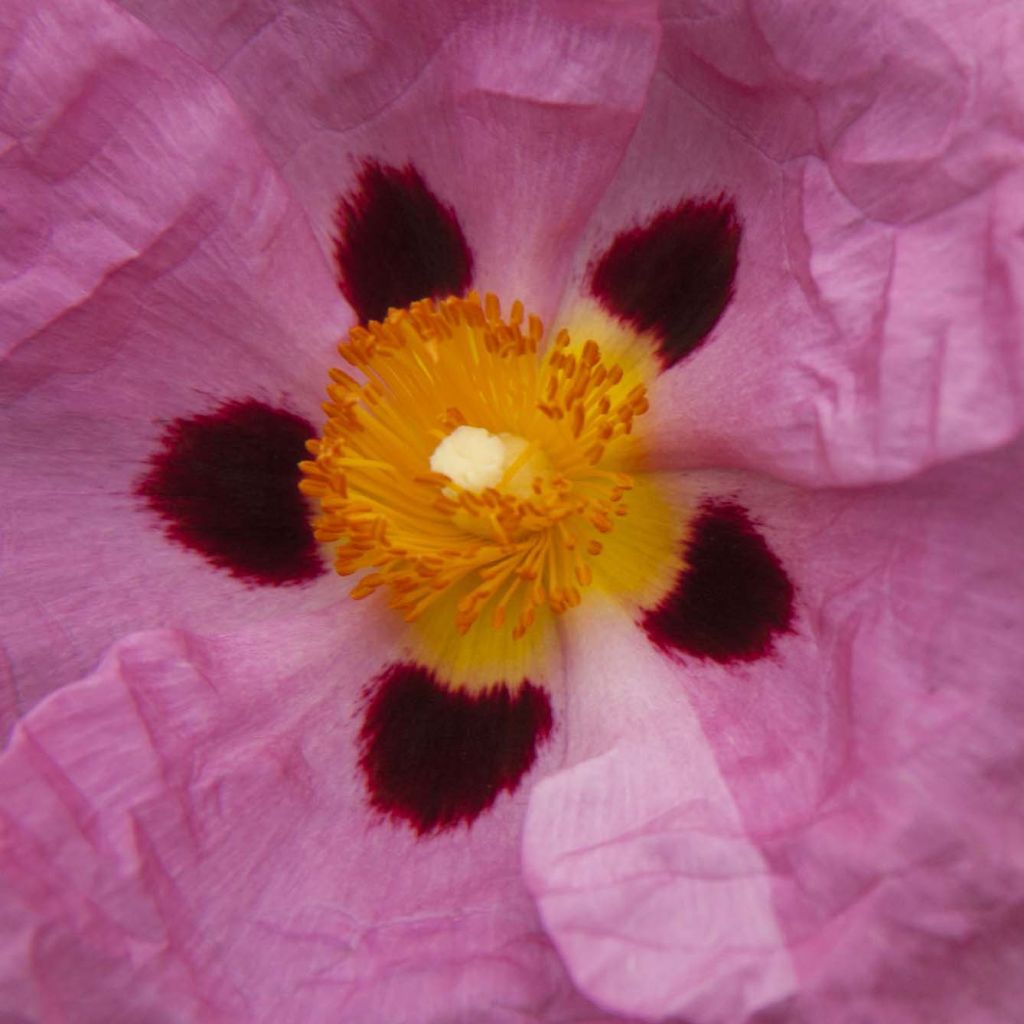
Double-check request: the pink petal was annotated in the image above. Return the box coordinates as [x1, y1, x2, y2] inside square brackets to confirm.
[690, 441, 1024, 1023]
[116, 0, 661, 321]
[523, 600, 796, 1022]
[564, 0, 1024, 485]
[0, 624, 618, 1023]
[0, 0, 347, 729]
[527, 439, 1024, 1021]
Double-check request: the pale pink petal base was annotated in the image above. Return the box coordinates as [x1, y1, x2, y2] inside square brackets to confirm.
[524, 600, 795, 1023]
[527, 440, 1024, 1023]
[0, 621, 632, 1023]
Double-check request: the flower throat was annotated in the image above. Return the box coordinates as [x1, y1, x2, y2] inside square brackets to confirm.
[299, 292, 651, 641]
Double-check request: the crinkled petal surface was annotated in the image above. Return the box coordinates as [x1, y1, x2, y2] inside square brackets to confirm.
[0, 616, 641, 1023]
[525, 600, 796, 1022]
[525, 439, 1024, 1022]
[117, 0, 661, 322]
[562, 0, 1024, 486]
[5, 0, 1024, 1020]
[0, 0, 350, 731]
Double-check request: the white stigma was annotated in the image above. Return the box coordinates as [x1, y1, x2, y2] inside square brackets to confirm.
[429, 425, 529, 493]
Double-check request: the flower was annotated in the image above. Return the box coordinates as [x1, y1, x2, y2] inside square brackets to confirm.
[1, 1, 1023, 1023]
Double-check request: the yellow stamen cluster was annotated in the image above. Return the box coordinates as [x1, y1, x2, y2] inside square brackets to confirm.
[299, 292, 650, 639]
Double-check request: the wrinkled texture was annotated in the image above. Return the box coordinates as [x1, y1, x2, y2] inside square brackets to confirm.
[117, 0, 662, 326]
[526, 442, 1024, 1022]
[0, 0, 348, 733]
[2, 0, 1023, 1021]
[0, 0, 658, 1020]
[525, 600, 796, 1021]
[564, 0, 1024, 485]
[0, 624, 618, 1024]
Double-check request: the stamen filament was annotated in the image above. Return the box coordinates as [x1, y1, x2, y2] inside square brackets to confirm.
[302, 292, 649, 640]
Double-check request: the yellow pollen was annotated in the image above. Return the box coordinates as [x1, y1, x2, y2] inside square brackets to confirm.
[300, 292, 650, 641]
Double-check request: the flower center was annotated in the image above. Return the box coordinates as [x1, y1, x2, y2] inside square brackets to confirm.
[300, 292, 652, 641]
[429, 425, 538, 497]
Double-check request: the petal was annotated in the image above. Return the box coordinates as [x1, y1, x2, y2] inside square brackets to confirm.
[0, 0, 347, 729]
[560, 0, 1024, 485]
[0, 624, 601, 1023]
[116, 0, 661, 320]
[529, 439, 1024, 1021]
[675, 441, 1024, 1023]
[523, 600, 795, 1022]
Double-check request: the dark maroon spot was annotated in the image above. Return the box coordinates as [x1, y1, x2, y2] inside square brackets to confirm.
[590, 196, 740, 369]
[136, 399, 323, 586]
[334, 160, 474, 324]
[359, 663, 552, 835]
[643, 500, 793, 663]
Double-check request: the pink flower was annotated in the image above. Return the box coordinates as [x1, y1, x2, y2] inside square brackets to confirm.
[2, 1, 1023, 1022]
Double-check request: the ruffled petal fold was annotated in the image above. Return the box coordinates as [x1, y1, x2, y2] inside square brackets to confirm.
[6, 3, 1022, 1019]
[116, 0, 662, 320]
[524, 601, 795, 1023]
[528, 439, 1024, 1022]
[562, 0, 1024, 485]
[0, 0, 347, 730]
[0, 623, 616, 1023]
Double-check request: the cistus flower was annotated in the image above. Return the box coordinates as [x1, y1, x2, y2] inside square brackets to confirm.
[2, 0, 1023, 1022]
